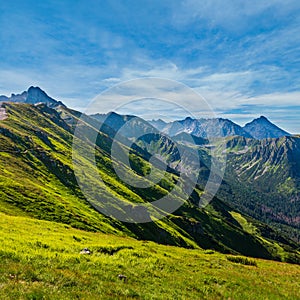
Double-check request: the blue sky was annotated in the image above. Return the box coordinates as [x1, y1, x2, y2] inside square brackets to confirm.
[0, 0, 300, 132]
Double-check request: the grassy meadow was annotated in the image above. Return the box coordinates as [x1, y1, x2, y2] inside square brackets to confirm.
[0, 212, 299, 300]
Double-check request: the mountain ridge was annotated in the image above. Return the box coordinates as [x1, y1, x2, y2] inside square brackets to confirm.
[150, 115, 291, 139]
[1, 86, 292, 139]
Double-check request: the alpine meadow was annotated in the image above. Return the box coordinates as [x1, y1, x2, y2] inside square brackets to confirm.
[1, 1, 300, 299]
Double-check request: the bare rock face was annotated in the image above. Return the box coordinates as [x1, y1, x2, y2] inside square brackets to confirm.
[0, 107, 7, 120]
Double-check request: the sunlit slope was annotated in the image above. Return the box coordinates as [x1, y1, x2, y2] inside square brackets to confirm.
[0, 213, 299, 300]
[0, 102, 299, 261]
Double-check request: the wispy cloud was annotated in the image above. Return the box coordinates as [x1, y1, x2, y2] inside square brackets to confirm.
[172, 0, 300, 31]
[0, 1, 299, 132]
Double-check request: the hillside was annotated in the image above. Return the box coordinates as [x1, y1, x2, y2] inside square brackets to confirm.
[121, 116, 300, 242]
[211, 135, 300, 242]
[0, 102, 299, 262]
[0, 212, 299, 300]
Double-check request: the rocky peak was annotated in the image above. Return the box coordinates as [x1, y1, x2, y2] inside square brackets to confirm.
[0, 86, 65, 108]
[243, 116, 290, 139]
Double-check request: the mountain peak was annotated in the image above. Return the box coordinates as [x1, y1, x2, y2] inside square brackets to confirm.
[28, 85, 42, 91]
[0, 86, 65, 108]
[253, 116, 271, 123]
[258, 115, 268, 121]
[243, 116, 290, 139]
[27, 86, 46, 95]
[26, 86, 56, 105]
[149, 118, 167, 131]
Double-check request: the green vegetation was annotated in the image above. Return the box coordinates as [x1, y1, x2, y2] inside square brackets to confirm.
[133, 123, 300, 243]
[0, 103, 299, 262]
[0, 212, 300, 300]
[0, 102, 300, 299]
[230, 212, 258, 234]
[197, 135, 300, 242]
[226, 255, 257, 266]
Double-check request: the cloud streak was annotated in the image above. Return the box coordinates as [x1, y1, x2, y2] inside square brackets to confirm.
[0, 0, 299, 132]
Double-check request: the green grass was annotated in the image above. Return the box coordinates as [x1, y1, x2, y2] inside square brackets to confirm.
[226, 255, 258, 266]
[230, 211, 258, 234]
[0, 212, 300, 300]
[1, 103, 300, 298]
[0, 103, 300, 265]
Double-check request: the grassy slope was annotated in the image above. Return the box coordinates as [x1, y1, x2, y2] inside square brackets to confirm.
[0, 102, 207, 247]
[0, 103, 124, 234]
[0, 212, 299, 300]
[0, 103, 299, 262]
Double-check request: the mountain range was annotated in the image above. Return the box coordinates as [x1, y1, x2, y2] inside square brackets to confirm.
[1, 86, 290, 140]
[0, 86, 299, 264]
[149, 115, 290, 140]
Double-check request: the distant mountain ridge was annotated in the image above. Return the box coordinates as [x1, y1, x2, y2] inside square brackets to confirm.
[94, 112, 290, 140]
[154, 117, 253, 139]
[150, 116, 291, 140]
[1, 86, 291, 139]
[0, 86, 65, 108]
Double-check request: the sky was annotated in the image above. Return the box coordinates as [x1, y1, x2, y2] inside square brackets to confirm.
[0, 0, 300, 132]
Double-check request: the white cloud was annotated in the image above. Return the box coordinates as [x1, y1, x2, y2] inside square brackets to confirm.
[172, 0, 300, 31]
[240, 92, 300, 107]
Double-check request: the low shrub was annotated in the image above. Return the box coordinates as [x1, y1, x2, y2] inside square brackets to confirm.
[226, 255, 257, 266]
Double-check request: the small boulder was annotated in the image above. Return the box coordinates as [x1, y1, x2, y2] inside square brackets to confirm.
[118, 274, 127, 282]
[80, 248, 91, 255]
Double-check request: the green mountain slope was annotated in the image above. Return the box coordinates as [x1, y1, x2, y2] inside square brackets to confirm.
[105, 115, 300, 244]
[215, 135, 300, 242]
[0, 212, 299, 300]
[0, 102, 299, 263]
[90, 110, 298, 241]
